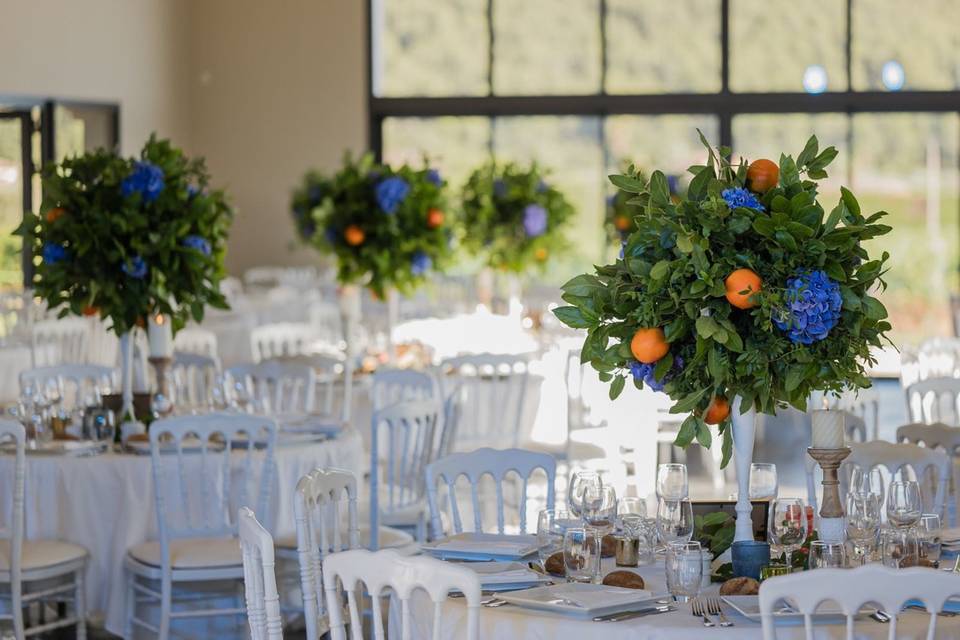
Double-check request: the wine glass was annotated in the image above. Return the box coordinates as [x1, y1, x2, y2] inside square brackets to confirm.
[657, 463, 688, 500]
[656, 498, 694, 545]
[567, 470, 601, 518]
[582, 484, 617, 582]
[846, 492, 881, 565]
[665, 541, 703, 603]
[749, 463, 778, 500]
[919, 513, 942, 567]
[769, 498, 808, 569]
[887, 480, 922, 527]
[881, 527, 920, 568]
[617, 497, 647, 527]
[849, 466, 885, 504]
[809, 540, 846, 569]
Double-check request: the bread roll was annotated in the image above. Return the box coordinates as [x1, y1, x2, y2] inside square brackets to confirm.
[544, 551, 566, 576]
[602, 570, 645, 590]
[719, 576, 760, 596]
[601, 534, 618, 558]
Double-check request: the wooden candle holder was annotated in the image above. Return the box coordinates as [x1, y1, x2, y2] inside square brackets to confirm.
[807, 446, 851, 543]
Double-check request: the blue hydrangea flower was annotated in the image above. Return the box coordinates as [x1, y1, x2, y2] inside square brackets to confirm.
[122, 255, 148, 279]
[774, 270, 843, 345]
[410, 251, 432, 276]
[493, 179, 507, 198]
[629, 356, 684, 392]
[426, 169, 442, 186]
[606, 194, 616, 207]
[42, 243, 67, 265]
[667, 174, 680, 195]
[323, 226, 336, 243]
[307, 184, 324, 205]
[375, 177, 409, 214]
[183, 235, 211, 256]
[536, 179, 548, 193]
[121, 161, 165, 203]
[522, 204, 548, 237]
[721, 187, 764, 211]
[619, 241, 626, 260]
[187, 184, 200, 199]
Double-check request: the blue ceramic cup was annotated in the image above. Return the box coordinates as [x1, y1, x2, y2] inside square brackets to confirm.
[731, 540, 771, 580]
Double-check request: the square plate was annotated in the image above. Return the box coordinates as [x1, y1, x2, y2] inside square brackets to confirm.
[722, 595, 869, 622]
[499, 582, 656, 617]
[421, 533, 539, 561]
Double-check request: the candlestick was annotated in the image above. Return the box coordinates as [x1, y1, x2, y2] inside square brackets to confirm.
[148, 356, 174, 416]
[147, 313, 174, 358]
[811, 409, 845, 449]
[807, 446, 852, 543]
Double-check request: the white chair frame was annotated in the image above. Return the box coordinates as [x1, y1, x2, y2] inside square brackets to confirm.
[426, 447, 556, 537]
[323, 548, 481, 640]
[30, 317, 90, 367]
[239, 507, 283, 640]
[897, 422, 960, 526]
[250, 322, 318, 362]
[172, 351, 222, 411]
[760, 564, 960, 640]
[370, 368, 437, 411]
[905, 377, 960, 425]
[173, 327, 219, 358]
[226, 360, 317, 414]
[19, 364, 117, 413]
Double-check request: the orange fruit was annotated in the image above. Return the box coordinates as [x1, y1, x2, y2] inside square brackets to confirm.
[46, 207, 66, 223]
[135, 316, 146, 329]
[426, 208, 445, 228]
[613, 215, 631, 231]
[704, 396, 730, 424]
[344, 225, 365, 246]
[534, 247, 548, 261]
[746, 159, 779, 193]
[725, 268, 762, 309]
[82, 305, 98, 317]
[630, 327, 669, 364]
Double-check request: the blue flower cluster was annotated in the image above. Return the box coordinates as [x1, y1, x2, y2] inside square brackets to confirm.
[122, 255, 148, 279]
[426, 169, 442, 186]
[493, 179, 507, 198]
[721, 187, 764, 212]
[536, 179, 549, 193]
[121, 161, 165, 204]
[42, 243, 68, 265]
[774, 270, 842, 344]
[375, 177, 409, 214]
[629, 356, 684, 392]
[522, 204, 548, 237]
[183, 235, 211, 256]
[410, 251, 432, 276]
[307, 184, 324, 206]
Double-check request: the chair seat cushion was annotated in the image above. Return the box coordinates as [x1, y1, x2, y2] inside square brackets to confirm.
[276, 524, 414, 551]
[128, 536, 241, 569]
[0, 539, 87, 572]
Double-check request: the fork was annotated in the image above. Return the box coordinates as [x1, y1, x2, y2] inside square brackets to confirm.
[692, 598, 715, 627]
[706, 596, 734, 627]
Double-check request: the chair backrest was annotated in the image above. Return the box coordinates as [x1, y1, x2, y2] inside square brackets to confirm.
[437, 381, 464, 459]
[426, 447, 556, 537]
[148, 413, 278, 553]
[174, 327, 219, 358]
[370, 368, 437, 411]
[438, 353, 532, 450]
[905, 377, 960, 425]
[172, 351, 222, 411]
[844, 440, 951, 519]
[826, 390, 880, 440]
[238, 507, 283, 640]
[30, 316, 90, 366]
[760, 564, 960, 640]
[19, 364, 116, 410]
[0, 420, 25, 636]
[308, 301, 342, 347]
[294, 468, 361, 640]
[369, 399, 441, 549]
[897, 422, 960, 526]
[226, 360, 317, 414]
[323, 548, 481, 640]
[250, 322, 317, 362]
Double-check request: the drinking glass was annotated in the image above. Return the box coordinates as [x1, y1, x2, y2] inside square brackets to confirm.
[567, 470, 601, 518]
[665, 541, 703, 602]
[582, 484, 617, 582]
[881, 527, 920, 568]
[918, 513, 942, 567]
[563, 527, 599, 583]
[657, 463, 688, 500]
[846, 492, 881, 565]
[537, 509, 577, 566]
[809, 540, 846, 569]
[849, 466, 885, 504]
[887, 480, 922, 527]
[749, 463, 779, 500]
[769, 498, 808, 568]
[617, 497, 647, 527]
[657, 498, 694, 545]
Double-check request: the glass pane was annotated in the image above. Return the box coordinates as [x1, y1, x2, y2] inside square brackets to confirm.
[0, 118, 24, 291]
[606, 0, 721, 94]
[55, 104, 117, 160]
[493, 116, 603, 280]
[382, 117, 491, 189]
[493, 0, 601, 95]
[851, 113, 959, 342]
[852, 0, 960, 90]
[376, 0, 489, 97]
[730, 0, 846, 92]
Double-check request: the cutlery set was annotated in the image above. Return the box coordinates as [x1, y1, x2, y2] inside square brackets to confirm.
[692, 597, 735, 627]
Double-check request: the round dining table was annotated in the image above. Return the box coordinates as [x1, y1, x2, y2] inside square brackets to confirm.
[397, 557, 960, 639]
[0, 427, 364, 636]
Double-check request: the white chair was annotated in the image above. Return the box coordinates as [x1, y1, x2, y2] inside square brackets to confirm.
[174, 327, 219, 358]
[171, 351, 222, 411]
[0, 420, 89, 639]
[18, 364, 116, 412]
[369, 399, 441, 549]
[897, 422, 960, 526]
[905, 377, 960, 425]
[250, 323, 318, 362]
[30, 317, 90, 367]
[370, 368, 437, 411]
[323, 548, 481, 640]
[226, 360, 317, 414]
[124, 413, 278, 639]
[438, 353, 532, 451]
[238, 507, 283, 640]
[760, 564, 960, 640]
[308, 300, 342, 347]
[426, 447, 556, 538]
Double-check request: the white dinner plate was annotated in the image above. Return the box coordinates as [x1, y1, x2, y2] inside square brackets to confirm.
[722, 595, 873, 622]
[499, 582, 655, 617]
[462, 561, 551, 589]
[421, 532, 539, 561]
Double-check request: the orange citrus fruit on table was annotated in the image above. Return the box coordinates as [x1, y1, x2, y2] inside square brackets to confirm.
[630, 327, 669, 364]
[746, 159, 779, 193]
[725, 268, 762, 309]
[614, 215, 631, 231]
[704, 396, 730, 424]
[426, 208, 445, 228]
[344, 225, 365, 246]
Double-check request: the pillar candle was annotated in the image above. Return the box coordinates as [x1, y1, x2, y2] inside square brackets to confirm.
[811, 409, 845, 449]
[147, 313, 174, 358]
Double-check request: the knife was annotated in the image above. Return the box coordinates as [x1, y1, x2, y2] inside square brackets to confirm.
[592, 605, 676, 622]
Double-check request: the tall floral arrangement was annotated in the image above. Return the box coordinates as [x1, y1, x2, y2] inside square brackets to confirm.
[291, 153, 452, 298]
[554, 133, 892, 465]
[460, 161, 574, 272]
[16, 135, 234, 335]
[606, 166, 687, 244]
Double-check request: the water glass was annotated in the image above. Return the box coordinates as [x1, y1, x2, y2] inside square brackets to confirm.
[881, 527, 920, 568]
[537, 509, 577, 566]
[846, 492, 881, 565]
[567, 470, 601, 518]
[887, 480, 922, 527]
[563, 527, 599, 583]
[617, 497, 647, 527]
[657, 463, 688, 500]
[918, 513, 942, 567]
[850, 466, 885, 505]
[749, 463, 779, 500]
[657, 498, 694, 545]
[665, 541, 703, 602]
[809, 540, 846, 569]
[769, 498, 808, 568]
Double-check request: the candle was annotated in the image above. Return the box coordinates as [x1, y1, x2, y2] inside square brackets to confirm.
[811, 409, 845, 449]
[147, 313, 174, 358]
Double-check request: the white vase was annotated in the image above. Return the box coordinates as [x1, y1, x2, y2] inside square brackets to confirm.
[731, 397, 759, 542]
[337, 286, 361, 424]
[119, 332, 135, 421]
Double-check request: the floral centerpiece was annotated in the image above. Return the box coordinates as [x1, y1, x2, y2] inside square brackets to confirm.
[553, 132, 892, 466]
[291, 153, 452, 299]
[606, 167, 682, 244]
[460, 161, 574, 272]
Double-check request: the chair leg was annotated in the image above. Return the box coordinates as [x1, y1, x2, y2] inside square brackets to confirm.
[75, 567, 87, 640]
[158, 574, 172, 640]
[124, 570, 135, 640]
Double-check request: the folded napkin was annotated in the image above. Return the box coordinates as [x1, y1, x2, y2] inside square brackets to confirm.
[904, 599, 960, 614]
[432, 537, 535, 556]
[465, 561, 538, 584]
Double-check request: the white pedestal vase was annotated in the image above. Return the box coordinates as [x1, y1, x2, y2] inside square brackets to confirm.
[118, 332, 136, 424]
[730, 397, 760, 542]
[337, 285, 361, 424]
[386, 288, 399, 362]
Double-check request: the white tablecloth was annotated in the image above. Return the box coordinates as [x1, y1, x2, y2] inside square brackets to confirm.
[0, 428, 363, 636]
[397, 558, 960, 639]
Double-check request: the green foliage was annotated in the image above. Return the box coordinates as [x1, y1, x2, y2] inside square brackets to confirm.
[694, 510, 736, 558]
[291, 153, 453, 299]
[553, 133, 893, 459]
[460, 161, 575, 273]
[15, 135, 233, 335]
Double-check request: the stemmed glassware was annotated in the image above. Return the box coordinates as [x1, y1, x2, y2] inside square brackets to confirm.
[769, 498, 808, 569]
[846, 492, 881, 565]
[918, 513, 942, 567]
[887, 480, 922, 527]
[582, 483, 617, 582]
[657, 463, 688, 500]
[567, 470, 601, 518]
[657, 497, 694, 545]
[850, 466, 885, 505]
